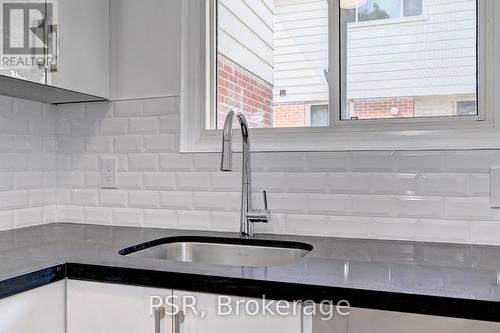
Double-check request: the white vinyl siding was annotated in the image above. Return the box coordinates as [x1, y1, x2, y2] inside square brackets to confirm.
[347, 0, 476, 99]
[273, 0, 476, 102]
[218, 0, 274, 83]
[273, 0, 329, 103]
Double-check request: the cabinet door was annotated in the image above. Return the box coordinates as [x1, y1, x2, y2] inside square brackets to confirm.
[173, 290, 302, 333]
[67, 280, 173, 333]
[0, 280, 65, 333]
[346, 308, 500, 333]
[47, 0, 109, 98]
[306, 306, 500, 333]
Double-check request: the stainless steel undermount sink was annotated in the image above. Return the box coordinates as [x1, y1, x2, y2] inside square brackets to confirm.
[119, 236, 313, 267]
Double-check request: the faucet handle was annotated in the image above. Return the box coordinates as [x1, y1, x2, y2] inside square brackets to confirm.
[247, 191, 271, 224]
[263, 191, 268, 211]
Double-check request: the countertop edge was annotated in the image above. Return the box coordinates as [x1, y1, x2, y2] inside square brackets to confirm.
[64, 262, 500, 323]
[2, 262, 500, 322]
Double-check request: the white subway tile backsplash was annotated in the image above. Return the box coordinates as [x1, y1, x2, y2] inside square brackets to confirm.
[285, 173, 326, 193]
[128, 154, 159, 171]
[210, 172, 241, 192]
[114, 135, 143, 153]
[351, 152, 396, 172]
[193, 192, 229, 211]
[0, 173, 13, 190]
[305, 152, 352, 172]
[326, 173, 372, 194]
[58, 206, 84, 223]
[15, 208, 43, 228]
[0, 211, 14, 231]
[351, 195, 394, 217]
[114, 100, 143, 117]
[100, 118, 128, 135]
[119, 172, 143, 189]
[129, 117, 159, 134]
[71, 189, 98, 206]
[416, 219, 470, 244]
[99, 190, 128, 207]
[159, 115, 178, 133]
[128, 191, 159, 208]
[112, 208, 143, 227]
[143, 210, 177, 228]
[176, 172, 210, 191]
[445, 151, 500, 173]
[85, 207, 112, 225]
[4, 95, 500, 245]
[396, 196, 444, 219]
[71, 155, 99, 171]
[308, 194, 349, 215]
[144, 134, 176, 152]
[470, 174, 490, 197]
[445, 197, 496, 221]
[372, 173, 417, 195]
[418, 174, 470, 196]
[159, 153, 192, 171]
[177, 210, 210, 230]
[86, 136, 113, 153]
[159, 191, 193, 210]
[396, 151, 445, 172]
[14, 172, 43, 190]
[253, 172, 286, 192]
[144, 172, 176, 190]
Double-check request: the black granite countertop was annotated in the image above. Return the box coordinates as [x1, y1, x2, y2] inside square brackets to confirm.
[1, 223, 500, 322]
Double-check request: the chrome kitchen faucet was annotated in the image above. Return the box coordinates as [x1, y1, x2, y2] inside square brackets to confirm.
[220, 109, 271, 238]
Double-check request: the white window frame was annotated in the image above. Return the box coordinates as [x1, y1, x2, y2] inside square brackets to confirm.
[180, 0, 498, 152]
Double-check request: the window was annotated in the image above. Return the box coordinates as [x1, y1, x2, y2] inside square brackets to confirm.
[346, 0, 423, 23]
[181, 0, 496, 152]
[306, 104, 330, 127]
[215, 0, 329, 129]
[341, 0, 477, 120]
[456, 101, 478, 116]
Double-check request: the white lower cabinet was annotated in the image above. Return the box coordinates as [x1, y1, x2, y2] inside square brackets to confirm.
[66, 280, 173, 333]
[0, 280, 65, 333]
[67, 281, 302, 333]
[307, 307, 500, 333]
[172, 290, 302, 333]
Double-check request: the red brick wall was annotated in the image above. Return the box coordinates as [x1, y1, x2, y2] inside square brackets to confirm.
[351, 97, 414, 119]
[217, 55, 273, 128]
[273, 104, 306, 127]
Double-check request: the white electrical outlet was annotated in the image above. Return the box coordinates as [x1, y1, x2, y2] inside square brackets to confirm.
[490, 167, 500, 208]
[101, 157, 119, 189]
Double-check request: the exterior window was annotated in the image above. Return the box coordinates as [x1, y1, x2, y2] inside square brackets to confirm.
[346, 0, 423, 23]
[215, 0, 329, 129]
[341, 0, 477, 120]
[456, 101, 478, 116]
[307, 104, 329, 127]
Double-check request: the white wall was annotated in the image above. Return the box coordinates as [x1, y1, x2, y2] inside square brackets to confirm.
[109, 0, 182, 100]
[218, 0, 275, 83]
[0, 96, 57, 230]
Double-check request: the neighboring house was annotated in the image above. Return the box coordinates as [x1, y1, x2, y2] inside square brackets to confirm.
[217, 0, 477, 128]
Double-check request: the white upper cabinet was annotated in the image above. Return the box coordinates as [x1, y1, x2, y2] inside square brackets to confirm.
[0, 0, 109, 103]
